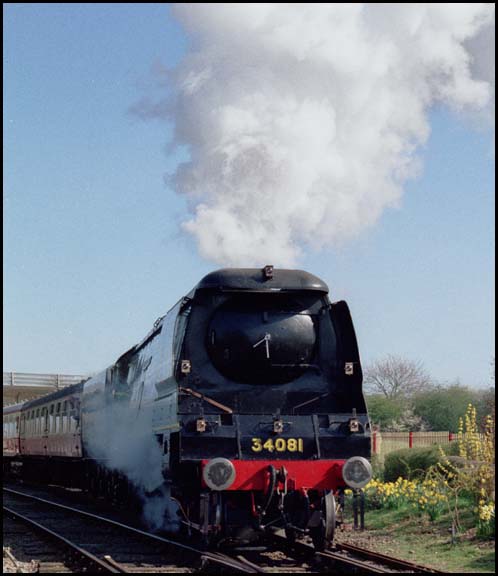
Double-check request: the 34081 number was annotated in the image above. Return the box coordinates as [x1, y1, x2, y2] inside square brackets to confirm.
[251, 437, 304, 453]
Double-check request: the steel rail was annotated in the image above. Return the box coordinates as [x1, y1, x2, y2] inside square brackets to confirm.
[317, 549, 388, 573]
[335, 542, 444, 573]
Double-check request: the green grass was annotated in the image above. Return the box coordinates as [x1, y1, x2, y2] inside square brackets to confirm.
[340, 497, 495, 573]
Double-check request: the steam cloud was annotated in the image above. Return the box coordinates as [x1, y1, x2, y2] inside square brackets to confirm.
[85, 401, 180, 531]
[138, 4, 495, 266]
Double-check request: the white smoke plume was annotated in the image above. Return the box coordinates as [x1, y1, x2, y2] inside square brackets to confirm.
[138, 4, 495, 266]
[84, 400, 180, 531]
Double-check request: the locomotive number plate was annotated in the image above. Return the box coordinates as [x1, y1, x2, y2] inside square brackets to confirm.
[251, 437, 304, 453]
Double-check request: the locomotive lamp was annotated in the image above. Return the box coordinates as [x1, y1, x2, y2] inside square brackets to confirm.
[349, 408, 360, 432]
[349, 418, 360, 432]
[203, 458, 236, 491]
[196, 417, 207, 432]
[273, 418, 284, 434]
[342, 456, 373, 489]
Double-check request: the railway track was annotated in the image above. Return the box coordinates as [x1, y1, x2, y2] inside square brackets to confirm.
[3, 487, 261, 573]
[4, 485, 445, 574]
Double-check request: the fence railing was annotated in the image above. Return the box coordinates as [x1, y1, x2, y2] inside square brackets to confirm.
[3, 372, 88, 389]
[371, 431, 474, 456]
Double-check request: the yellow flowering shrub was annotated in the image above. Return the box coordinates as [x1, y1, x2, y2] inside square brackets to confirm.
[432, 404, 495, 536]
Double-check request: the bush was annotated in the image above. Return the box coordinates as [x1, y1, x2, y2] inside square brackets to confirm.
[371, 452, 384, 481]
[412, 384, 490, 432]
[366, 395, 405, 429]
[384, 446, 442, 482]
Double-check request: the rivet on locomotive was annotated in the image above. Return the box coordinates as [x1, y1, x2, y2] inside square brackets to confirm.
[3, 267, 372, 550]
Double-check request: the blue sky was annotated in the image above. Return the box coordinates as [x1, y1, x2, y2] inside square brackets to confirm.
[4, 4, 495, 388]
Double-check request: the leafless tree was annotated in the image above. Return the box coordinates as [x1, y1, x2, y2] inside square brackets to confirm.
[364, 354, 432, 399]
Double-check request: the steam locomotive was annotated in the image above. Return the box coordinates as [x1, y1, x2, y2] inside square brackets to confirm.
[3, 267, 372, 550]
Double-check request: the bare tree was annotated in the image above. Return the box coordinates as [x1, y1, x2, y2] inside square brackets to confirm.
[364, 355, 432, 399]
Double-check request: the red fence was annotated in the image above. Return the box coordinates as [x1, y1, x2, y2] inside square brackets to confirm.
[371, 431, 463, 456]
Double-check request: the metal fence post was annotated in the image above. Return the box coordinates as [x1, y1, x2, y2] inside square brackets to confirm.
[353, 490, 359, 530]
[360, 490, 365, 530]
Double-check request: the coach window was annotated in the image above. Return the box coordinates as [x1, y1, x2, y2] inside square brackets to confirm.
[61, 401, 67, 433]
[69, 401, 74, 432]
[56, 402, 61, 433]
[69, 400, 79, 432]
[49, 405, 54, 434]
[35, 409, 40, 434]
[43, 407, 48, 434]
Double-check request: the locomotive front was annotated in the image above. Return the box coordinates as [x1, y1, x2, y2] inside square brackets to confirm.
[171, 267, 372, 549]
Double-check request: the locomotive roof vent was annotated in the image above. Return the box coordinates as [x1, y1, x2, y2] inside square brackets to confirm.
[263, 265, 274, 279]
